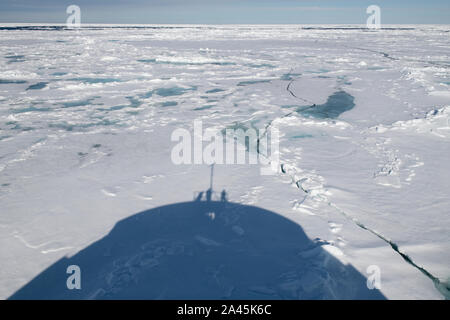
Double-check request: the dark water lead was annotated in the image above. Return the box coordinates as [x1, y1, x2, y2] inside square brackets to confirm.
[137, 59, 235, 66]
[51, 72, 68, 76]
[108, 97, 142, 111]
[68, 78, 121, 84]
[161, 101, 178, 107]
[11, 106, 51, 114]
[0, 79, 27, 84]
[297, 91, 355, 119]
[237, 79, 272, 87]
[154, 86, 197, 97]
[205, 88, 225, 94]
[5, 55, 25, 63]
[193, 105, 214, 111]
[26, 82, 48, 90]
[48, 119, 119, 132]
[291, 134, 314, 139]
[62, 97, 100, 108]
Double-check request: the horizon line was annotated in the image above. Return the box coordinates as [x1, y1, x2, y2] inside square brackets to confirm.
[1, 22, 449, 26]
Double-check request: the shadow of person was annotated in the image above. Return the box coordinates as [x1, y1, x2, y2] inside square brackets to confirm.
[221, 189, 228, 202]
[206, 188, 212, 202]
[9, 196, 385, 300]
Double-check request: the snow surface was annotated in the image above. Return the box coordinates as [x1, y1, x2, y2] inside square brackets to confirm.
[0, 24, 449, 299]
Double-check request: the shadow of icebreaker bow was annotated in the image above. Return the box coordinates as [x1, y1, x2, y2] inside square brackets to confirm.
[10, 198, 385, 299]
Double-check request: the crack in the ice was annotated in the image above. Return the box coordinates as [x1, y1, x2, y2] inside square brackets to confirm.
[226, 68, 449, 299]
[254, 73, 450, 299]
[346, 45, 449, 68]
[328, 202, 450, 299]
[345, 46, 398, 61]
[279, 154, 449, 299]
[278, 138, 449, 299]
[256, 68, 316, 155]
[285, 68, 317, 106]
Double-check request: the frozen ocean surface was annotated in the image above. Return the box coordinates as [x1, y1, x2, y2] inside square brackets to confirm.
[0, 24, 449, 299]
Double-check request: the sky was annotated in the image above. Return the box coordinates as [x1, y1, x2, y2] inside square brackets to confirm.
[0, 0, 449, 24]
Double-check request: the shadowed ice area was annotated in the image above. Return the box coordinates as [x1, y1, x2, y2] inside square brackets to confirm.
[9, 188, 385, 300]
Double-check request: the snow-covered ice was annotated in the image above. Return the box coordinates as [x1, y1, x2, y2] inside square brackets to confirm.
[0, 24, 449, 299]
